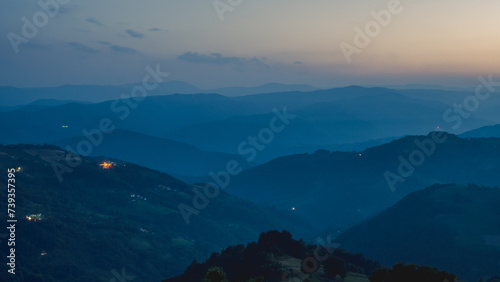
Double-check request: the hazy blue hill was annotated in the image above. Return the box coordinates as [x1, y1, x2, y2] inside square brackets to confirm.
[165, 112, 335, 163]
[225, 133, 500, 229]
[0, 85, 128, 106]
[231, 86, 380, 112]
[334, 183, 500, 281]
[19, 99, 91, 111]
[399, 88, 474, 104]
[52, 129, 255, 178]
[165, 87, 486, 160]
[400, 88, 500, 128]
[0, 81, 317, 106]
[461, 124, 500, 138]
[0, 145, 314, 281]
[0, 99, 85, 112]
[0, 93, 264, 144]
[291, 92, 446, 142]
[0, 81, 202, 106]
[208, 82, 318, 97]
[234, 86, 443, 111]
[1, 86, 494, 165]
[0, 102, 113, 144]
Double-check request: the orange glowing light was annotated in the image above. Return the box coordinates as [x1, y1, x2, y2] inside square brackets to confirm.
[99, 162, 113, 169]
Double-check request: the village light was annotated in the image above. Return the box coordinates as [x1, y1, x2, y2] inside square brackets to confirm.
[99, 162, 114, 169]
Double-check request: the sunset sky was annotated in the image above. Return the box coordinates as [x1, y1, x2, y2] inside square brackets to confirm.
[1, 0, 499, 88]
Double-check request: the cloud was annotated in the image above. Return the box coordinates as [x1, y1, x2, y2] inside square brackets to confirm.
[97, 41, 111, 45]
[110, 45, 139, 54]
[67, 42, 99, 53]
[178, 52, 244, 65]
[149, 28, 162, 31]
[294, 61, 303, 65]
[86, 17, 105, 27]
[178, 52, 270, 69]
[126, 29, 144, 38]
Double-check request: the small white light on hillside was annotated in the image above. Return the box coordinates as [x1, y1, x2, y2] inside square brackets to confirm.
[291, 207, 296, 211]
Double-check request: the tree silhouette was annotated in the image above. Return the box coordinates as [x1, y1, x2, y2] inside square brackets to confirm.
[204, 267, 228, 282]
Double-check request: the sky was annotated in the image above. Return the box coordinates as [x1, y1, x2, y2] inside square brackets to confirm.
[1, 0, 499, 89]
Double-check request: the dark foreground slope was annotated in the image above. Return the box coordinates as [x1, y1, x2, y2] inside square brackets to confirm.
[335, 184, 500, 281]
[226, 133, 500, 229]
[0, 145, 313, 282]
[165, 230, 458, 282]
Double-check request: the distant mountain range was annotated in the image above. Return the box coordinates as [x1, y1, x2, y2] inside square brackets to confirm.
[335, 183, 500, 281]
[3, 85, 498, 162]
[0, 99, 86, 112]
[165, 86, 484, 161]
[2, 86, 500, 174]
[2, 81, 481, 107]
[0, 145, 314, 281]
[0, 81, 318, 106]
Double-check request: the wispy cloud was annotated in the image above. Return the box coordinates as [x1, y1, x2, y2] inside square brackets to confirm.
[149, 28, 162, 31]
[86, 17, 105, 27]
[110, 45, 139, 54]
[67, 42, 99, 53]
[97, 41, 111, 45]
[178, 52, 244, 65]
[126, 29, 144, 38]
[178, 52, 270, 69]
